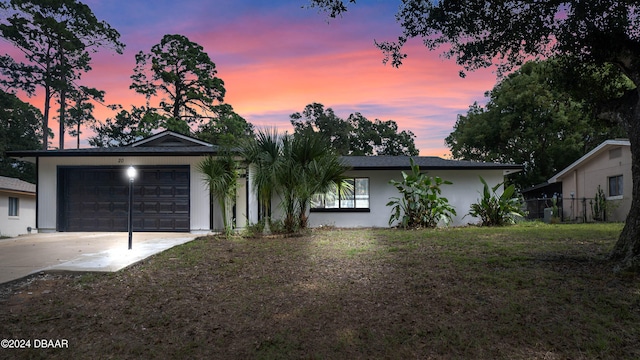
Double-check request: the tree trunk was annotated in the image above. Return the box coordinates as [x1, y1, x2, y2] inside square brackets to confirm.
[59, 88, 66, 150]
[610, 90, 640, 272]
[43, 86, 51, 150]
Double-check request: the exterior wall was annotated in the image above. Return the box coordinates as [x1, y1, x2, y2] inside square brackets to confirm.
[37, 155, 216, 233]
[558, 146, 632, 222]
[0, 191, 36, 237]
[267, 169, 507, 228]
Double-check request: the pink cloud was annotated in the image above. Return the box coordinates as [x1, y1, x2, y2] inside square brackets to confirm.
[2, 1, 502, 156]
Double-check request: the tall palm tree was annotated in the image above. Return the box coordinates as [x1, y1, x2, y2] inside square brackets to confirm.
[197, 152, 239, 236]
[241, 128, 282, 234]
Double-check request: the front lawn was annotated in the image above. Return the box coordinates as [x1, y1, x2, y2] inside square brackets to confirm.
[1, 223, 638, 359]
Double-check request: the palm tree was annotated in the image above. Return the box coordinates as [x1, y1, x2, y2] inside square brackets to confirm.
[241, 128, 282, 234]
[197, 152, 239, 236]
[297, 154, 349, 229]
[243, 128, 349, 233]
[279, 130, 350, 231]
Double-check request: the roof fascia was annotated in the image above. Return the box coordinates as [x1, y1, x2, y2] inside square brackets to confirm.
[548, 140, 630, 183]
[130, 130, 213, 147]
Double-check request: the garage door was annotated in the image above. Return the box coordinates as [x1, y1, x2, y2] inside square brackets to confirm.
[58, 166, 190, 232]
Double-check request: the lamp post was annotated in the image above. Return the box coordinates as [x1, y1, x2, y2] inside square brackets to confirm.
[127, 166, 137, 250]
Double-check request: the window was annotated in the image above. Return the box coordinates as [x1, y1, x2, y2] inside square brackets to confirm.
[311, 178, 370, 211]
[609, 175, 623, 197]
[8, 197, 18, 217]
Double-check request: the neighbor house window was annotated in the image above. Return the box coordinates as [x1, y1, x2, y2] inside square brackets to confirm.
[609, 175, 623, 197]
[8, 197, 18, 217]
[311, 178, 370, 211]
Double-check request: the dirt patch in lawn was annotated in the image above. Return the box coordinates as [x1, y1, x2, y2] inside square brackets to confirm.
[1, 225, 639, 359]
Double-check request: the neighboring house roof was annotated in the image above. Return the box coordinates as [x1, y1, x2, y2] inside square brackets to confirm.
[341, 156, 522, 174]
[548, 139, 631, 183]
[0, 176, 35, 195]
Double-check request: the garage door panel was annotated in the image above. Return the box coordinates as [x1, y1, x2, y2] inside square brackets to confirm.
[60, 166, 190, 232]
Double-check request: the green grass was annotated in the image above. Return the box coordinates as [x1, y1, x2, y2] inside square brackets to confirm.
[1, 223, 638, 359]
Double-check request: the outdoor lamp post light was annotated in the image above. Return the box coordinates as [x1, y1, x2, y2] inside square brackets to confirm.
[127, 166, 137, 250]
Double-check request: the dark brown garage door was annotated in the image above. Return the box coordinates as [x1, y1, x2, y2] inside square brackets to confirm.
[58, 166, 190, 232]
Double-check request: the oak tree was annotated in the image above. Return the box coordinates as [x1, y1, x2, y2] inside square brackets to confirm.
[446, 60, 627, 189]
[290, 102, 418, 156]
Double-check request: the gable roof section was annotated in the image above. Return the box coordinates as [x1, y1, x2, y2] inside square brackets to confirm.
[342, 156, 522, 174]
[0, 176, 35, 195]
[548, 139, 631, 183]
[130, 130, 213, 148]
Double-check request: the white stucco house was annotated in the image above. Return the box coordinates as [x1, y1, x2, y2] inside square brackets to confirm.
[269, 156, 522, 228]
[9, 131, 522, 233]
[0, 176, 36, 237]
[548, 139, 631, 222]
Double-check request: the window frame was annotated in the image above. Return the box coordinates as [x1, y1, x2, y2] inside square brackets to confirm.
[8, 197, 19, 217]
[310, 177, 371, 213]
[608, 174, 624, 198]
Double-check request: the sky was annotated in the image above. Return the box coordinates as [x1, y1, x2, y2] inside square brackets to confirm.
[2, 0, 500, 156]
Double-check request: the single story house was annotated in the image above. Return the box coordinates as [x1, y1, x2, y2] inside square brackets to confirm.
[270, 156, 522, 228]
[548, 139, 631, 222]
[0, 176, 36, 237]
[9, 131, 522, 233]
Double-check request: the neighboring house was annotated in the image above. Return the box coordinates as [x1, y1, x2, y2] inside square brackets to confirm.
[9, 131, 522, 233]
[0, 176, 36, 237]
[548, 139, 631, 222]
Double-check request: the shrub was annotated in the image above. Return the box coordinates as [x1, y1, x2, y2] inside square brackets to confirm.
[591, 185, 607, 221]
[468, 176, 525, 226]
[387, 158, 456, 228]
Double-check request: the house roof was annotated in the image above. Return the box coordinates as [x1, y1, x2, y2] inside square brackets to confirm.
[548, 139, 631, 183]
[7, 131, 522, 174]
[341, 156, 522, 175]
[130, 130, 214, 148]
[0, 176, 35, 195]
[8, 131, 221, 163]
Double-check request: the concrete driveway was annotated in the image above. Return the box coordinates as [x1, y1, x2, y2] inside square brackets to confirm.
[0, 232, 201, 284]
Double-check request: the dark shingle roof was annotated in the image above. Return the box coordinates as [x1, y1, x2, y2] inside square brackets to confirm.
[7, 131, 223, 162]
[8, 145, 220, 158]
[0, 176, 35, 194]
[340, 156, 522, 171]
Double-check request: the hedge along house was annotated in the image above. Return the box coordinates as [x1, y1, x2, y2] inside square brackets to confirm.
[8, 131, 249, 233]
[266, 156, 523, 228]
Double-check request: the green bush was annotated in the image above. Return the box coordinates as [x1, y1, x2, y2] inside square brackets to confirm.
[468, 176, 525, 226]
[387, 158, 456, 228]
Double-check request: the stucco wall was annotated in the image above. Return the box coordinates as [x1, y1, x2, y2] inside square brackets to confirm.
[0, 192, 36, 237]
[265, 169, 507, 228]
[558, 146, 631, 222]
[37, 156, 215, 232]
